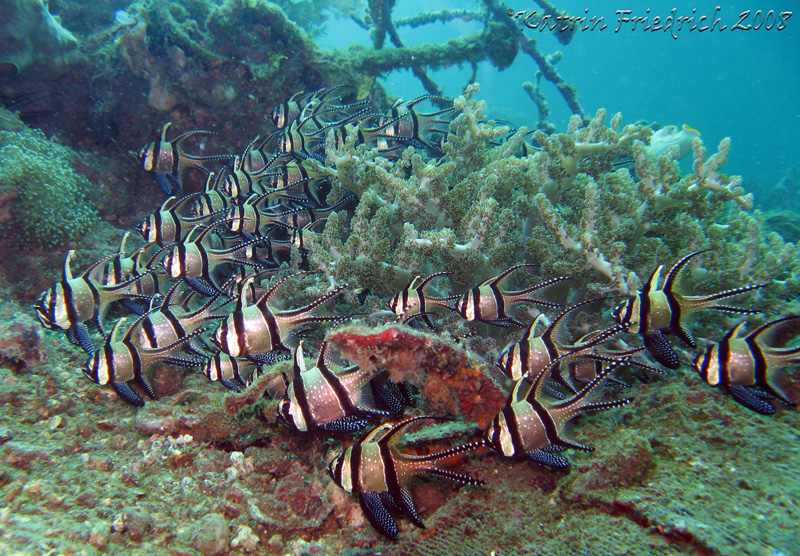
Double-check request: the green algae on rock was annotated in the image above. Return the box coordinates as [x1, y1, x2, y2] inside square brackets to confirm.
[0, 124, 98, 249]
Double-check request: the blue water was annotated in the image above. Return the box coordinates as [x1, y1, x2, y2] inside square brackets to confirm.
[318, 0, 800, 194]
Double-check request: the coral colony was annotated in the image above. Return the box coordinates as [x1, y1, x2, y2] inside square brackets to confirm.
[32, 84, 799, 541]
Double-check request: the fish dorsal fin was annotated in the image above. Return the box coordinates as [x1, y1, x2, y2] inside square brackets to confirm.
[298, 217, 325, 239]
[405, 276, 421, 292]
[418, 271, 451, 291]
[109, 318, 127, 344]
[643, 265, 664, 294]
[191, 275, 237, 317]
[118, 232, 131, 255]
[240, 136, 261, 168]
[744, 315, 800, 344]
[159, 122, 172, 142]
[360, 421, 395, 444]
[663, 249, 711, 294]
[83, 253, 120, 279]
[529, 360, 559, 402]
[544, 298, 597, 343]
[214, 166, 231, 190]
[294, 341, 308, 375]
[63, 250, 76, 281]
[237, 277, 255, 311]
[121, 304, 164, 344]
[183, 224, 202, 244]
[488, 263, 537, 288]
[574, 331, 594, 344]
[144, 243, 172, 270]
[160, 195, 177, 212]
[511, 376, 530, 405]
[315, 341, 331, 371]
[378, 415, 436, 449]
[204, 172, 217, 192]
[194, 220, 225, 244]
[727, 320, 749, 340]
[160, 279, 184, 309]
[551, 357, 630, 410]
[523, 314, 547, 342]
[257, 271, 308, 306]
[173, 192, 202, 212]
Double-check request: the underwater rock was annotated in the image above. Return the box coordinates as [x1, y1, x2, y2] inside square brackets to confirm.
[181, 512, 229, 556]
[0, 0, 80, 81]
[0, 126, 98, 248]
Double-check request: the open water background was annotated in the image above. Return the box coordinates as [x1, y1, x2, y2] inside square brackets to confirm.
[316, 0, 799, 197]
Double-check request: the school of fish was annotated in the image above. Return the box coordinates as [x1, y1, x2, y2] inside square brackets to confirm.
[32, 86, 799, 539]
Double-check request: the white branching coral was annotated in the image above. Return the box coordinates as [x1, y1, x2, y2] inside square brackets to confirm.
[689, 137, 753, 210]
[306, 88, 797, 310]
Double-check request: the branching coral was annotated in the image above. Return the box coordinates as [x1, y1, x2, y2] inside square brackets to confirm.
[306, 88, 798, 318]
[689, 137, 753, 210]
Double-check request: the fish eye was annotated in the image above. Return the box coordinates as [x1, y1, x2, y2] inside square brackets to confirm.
[82, 361, 95, 382]
[692, 352, 706, 374]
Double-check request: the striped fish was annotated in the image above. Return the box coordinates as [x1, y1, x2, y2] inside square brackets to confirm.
[277, 106, 373, 162]
[327, 120, 410, 159]
[131, 122, 232, 195]
[387, 272, 459, 330]
[93, 236, 166, 314]
[497, 298, 633, 391]
[483, 358, 633, 468]
[374, 95, 461, 156]
[219, 137, 285, 198]
[454, 264, 569, 327]
[568, 331, 662, 389]
[160, 223, 267, 295]
[33, 251, 156, 355]
[267, 87, 338, 130]
[241, 137, 288, 174]
[83, 312, 207, 406]
[248, 193, 356, 237]
[137, 194, 220, 247]
[225, 191, 306, 236]
[190, 173, 233, 219]
[268, 85, 369, 131]
[277, 340, 406, 432]
[259, 159, 322, 189]
[202, 351, 264, 392]
[132, 278, 231, 350]
[210, 273, 346, 362]
[327, 416, 485, 539]
[694, 316, 800, 415]
[611, 249, 769, 369]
